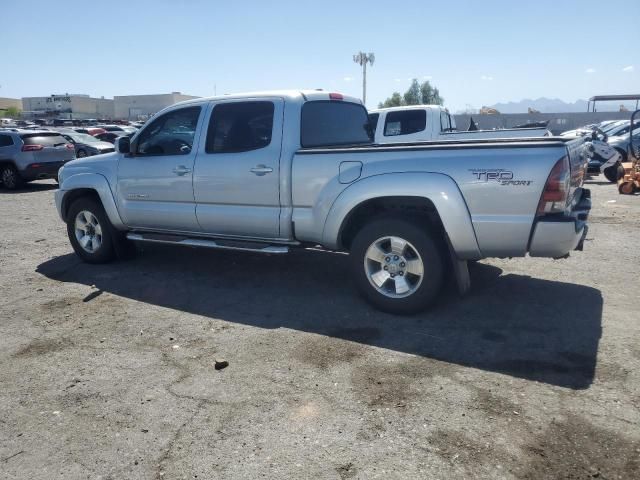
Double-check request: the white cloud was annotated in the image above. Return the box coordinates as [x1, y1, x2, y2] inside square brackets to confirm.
[422, 75, 433, 80]
[480, 75, 494, 81]
[622, 65, 634, 72]
[343, 76, 354, 82]
[394, 78, 402, 83]
[585, 68, 596, 73]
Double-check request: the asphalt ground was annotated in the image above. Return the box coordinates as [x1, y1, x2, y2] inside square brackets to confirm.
[1, 177, 639, 479]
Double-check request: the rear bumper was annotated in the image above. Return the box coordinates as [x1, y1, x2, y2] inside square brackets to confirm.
[528, 188, 591, 258]
[20, 161, 65, 181]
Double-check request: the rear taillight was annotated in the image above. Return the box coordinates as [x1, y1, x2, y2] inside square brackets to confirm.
[329, 93, 344, 100]
[65, 143, 74, 150]
[537, 156, 571, 216]
[21, 144, 44, 152]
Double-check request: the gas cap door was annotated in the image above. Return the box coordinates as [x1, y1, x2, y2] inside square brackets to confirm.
[339, 161, 363, 184]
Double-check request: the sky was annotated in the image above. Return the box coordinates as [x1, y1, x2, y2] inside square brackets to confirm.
[2, 0, 638, 112]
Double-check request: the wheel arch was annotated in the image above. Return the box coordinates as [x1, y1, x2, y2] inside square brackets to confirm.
[323, 172, 481, 259]
[59, 173, 124, 229]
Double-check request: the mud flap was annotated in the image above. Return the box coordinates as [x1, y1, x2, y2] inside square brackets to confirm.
[446, 235, 471, 296]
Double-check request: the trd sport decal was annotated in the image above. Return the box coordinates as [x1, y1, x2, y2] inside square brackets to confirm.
[469, 169, 532, 186]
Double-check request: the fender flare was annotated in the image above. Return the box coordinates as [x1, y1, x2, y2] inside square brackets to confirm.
[58, 173, 125, 229]
[322, 172, 481, 259]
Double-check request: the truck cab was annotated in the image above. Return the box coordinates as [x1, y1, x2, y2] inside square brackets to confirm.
[369, 105, 550, 144]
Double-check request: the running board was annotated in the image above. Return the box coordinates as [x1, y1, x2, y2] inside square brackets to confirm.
[126, 232, 289, 254]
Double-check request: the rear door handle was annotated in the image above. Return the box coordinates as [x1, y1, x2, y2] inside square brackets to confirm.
[250, 165, 273, 176]
[172, 165, 192, 176]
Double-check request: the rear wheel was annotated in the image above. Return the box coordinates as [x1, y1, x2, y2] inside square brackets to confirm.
[66, 197, 116, 263]
[1, 164, 23, 190]
[603, 162, 624, 183]
[614, 147, 627, 163]
[350, 218, 444, 314]
[77, 149, 88, 158]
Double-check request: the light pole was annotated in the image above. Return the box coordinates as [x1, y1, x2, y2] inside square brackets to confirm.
[353, 51, 374, 105]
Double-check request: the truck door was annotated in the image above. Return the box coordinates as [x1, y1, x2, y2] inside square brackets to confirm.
[116, 105, 203, 231]
[193, 98, 283, 238]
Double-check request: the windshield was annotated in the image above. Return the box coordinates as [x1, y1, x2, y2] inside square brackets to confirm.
[68, 133, 101, 144]
[602, 122, 626, 134]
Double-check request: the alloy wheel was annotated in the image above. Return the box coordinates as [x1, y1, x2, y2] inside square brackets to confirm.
[363, 236, 424, 298]
[74, 210, 103, 253]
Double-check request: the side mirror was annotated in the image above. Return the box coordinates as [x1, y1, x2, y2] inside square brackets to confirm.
[115, 136, 130, 154]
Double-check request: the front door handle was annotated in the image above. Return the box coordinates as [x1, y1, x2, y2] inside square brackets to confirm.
[172, 165, 192, 176]
[250, 165, 273, 176]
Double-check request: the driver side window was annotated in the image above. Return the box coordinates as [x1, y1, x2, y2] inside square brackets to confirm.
[136, 106, 201, 156]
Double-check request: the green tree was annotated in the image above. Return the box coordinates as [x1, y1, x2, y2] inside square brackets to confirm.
[379, 79, 444, 108]
[2, 106, 21, 118]
[378, 92, 404, 108]
[403, 79, 422, 105]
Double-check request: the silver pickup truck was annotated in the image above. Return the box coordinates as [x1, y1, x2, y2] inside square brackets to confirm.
[55, 90, 590, 313]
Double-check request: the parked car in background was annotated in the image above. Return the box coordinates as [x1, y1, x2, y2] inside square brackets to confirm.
[58, 131, 115, 158]
[0, 130, 75, 189]
[14, 120, 36, 128]
[0, 118, 18, 127]
[369, 105, 550, 144]
[608, 128, 640, 161]
[94, 131, 130, 144]
[560, 119, 620, 137]
[71, 127, 107, 137]
[602, 120, 640, 139]
[97, 125, 138, 135]
[53, 119, 74, 127]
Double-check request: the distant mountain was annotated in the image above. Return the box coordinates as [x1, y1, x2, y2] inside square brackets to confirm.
[489, 98, 589, 113]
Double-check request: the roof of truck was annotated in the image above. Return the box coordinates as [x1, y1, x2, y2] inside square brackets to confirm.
[174, 90, 363, 107]
[369, 105, 448, 114]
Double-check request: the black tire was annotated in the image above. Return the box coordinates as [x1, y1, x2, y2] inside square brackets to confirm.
[77, 149, 87, 158]
[603, 162, 624, 183]
[614, 147, 627, 163]
[66, 197, 116, 263]
[350, 217, 444, 314]
[1, 164, 23, 190]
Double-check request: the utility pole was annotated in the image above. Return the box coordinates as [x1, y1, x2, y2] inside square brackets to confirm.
[353, 52, 375, 105]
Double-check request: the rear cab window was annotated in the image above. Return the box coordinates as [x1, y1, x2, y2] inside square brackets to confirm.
[384, 110, 426, 136]
[440, 111, 455, 132]
[301, 101, 372, 148]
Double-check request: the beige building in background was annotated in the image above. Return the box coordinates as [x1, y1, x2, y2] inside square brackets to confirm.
[21, 94, 114, 120]
[0, 97, 23, 111]
[114, 92, 200, 120]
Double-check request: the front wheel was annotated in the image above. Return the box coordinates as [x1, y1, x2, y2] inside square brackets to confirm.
[350, 218, 444, 314]
[66, 197, 116, 263]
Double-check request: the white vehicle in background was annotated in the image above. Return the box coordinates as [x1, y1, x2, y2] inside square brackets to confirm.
[560, 120, 620, 137]
[369, 105, 550, 144]
[1, 118, 18, 128]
